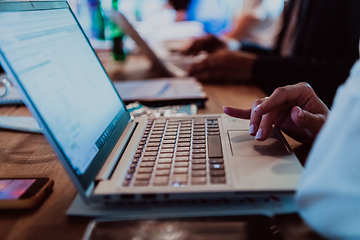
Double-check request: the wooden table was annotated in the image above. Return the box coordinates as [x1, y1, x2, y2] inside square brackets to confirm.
[0, 54, 324, 240]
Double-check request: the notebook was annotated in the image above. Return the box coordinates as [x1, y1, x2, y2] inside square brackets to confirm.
[113, 77, 207, 107]
[0, 2, 303, 216]
[0, 76, 207, 107]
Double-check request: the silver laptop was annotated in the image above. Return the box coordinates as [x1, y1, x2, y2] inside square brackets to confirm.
[0, 2, 303, 208]
[107, 10, 197, 78]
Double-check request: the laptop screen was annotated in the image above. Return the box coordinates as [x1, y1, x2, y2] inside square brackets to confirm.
[0, 2, 129, 192]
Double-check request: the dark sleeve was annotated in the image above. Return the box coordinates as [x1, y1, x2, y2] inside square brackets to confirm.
[252, 0, 360, 108]
[0, 64, 4, 74]
[240, 41, 274, 56]
[168, 0, 191, 10]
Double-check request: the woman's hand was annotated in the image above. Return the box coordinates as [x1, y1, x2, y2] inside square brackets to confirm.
[224, 83, 330, 144]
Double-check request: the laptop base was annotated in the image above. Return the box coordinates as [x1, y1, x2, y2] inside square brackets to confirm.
[67, 193, 298, 218]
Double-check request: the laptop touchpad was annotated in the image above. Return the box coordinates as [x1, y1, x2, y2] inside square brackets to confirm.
[228, 130, 290, 156]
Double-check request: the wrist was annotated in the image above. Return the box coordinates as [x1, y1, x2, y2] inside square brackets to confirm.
[220, 35, 242, 51]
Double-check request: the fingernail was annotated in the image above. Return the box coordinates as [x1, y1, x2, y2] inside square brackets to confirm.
[255, 128, 263, 140]
[249, 124, 255, 135]
[254, 104, 261, 112]
[298, 108, 304, 119]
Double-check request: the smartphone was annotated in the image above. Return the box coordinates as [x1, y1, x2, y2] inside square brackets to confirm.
[0, 178, 54, 209]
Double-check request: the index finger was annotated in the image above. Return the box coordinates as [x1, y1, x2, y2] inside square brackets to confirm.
[254, 83, 313, 116]
[223, 106, 251, 119]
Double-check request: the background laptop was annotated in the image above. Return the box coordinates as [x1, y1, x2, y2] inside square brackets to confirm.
[0, 2, 303, 212]
[108, 10, 201, 78]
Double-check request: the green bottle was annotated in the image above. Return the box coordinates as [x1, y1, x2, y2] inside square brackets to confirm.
[88, 0, 105, 40]
[111, 0, 126, 61]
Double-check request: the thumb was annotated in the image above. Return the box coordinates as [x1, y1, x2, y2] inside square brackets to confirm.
[291, 106, 326, 138]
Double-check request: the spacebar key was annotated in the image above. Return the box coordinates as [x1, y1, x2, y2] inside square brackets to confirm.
[207, 135, 223, 158]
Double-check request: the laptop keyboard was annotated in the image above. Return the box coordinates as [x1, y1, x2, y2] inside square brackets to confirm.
[123, 117, 226, 187]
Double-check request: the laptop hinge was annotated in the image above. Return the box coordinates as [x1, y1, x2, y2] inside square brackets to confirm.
[95, 120, 137, 182]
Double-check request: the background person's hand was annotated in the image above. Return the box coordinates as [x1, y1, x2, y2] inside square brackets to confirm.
[188, 49, 256, 83]
[183, 35, 226, 55]
[224, 83, 330, 144]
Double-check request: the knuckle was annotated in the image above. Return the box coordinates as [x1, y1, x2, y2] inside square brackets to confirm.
[273, 86, 287, 95]
[253, 99, 263, 106]
[298, 82, 313, 91]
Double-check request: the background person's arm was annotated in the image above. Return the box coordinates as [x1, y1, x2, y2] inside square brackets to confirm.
[252, 0, 360, 108]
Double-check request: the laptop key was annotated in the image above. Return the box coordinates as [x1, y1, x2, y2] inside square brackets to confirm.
[179, 131, 191, 134]
[207, 131, 220, 135]
[147, 143, 160, 147]
[174, 162, 189, 168]
[145, 147, 159, 152]
[172, 174, 187, 185]
[140, 162, 155, 167]
[210, 170, 225, 177]
[193, 140, 205, 144]
[136, 174, 152, 180]
[192, 159, 206, 164]
[125, 174, 133, 180]
[193, 132, 205, 136]
[176, 147, 190, 152]
[156, 163, 171, 170]
[158, 158, 172, 164]
[207, 135, 223, 158]
[177, 142, 190, 147]
[192, 164, 206, 170]
[141, 157, 156, 162]
[132, 158, 140, 163]
[209, 158, 224, 164]
[191, 177, 206, 185]
[193, 136, 205, 140]
[143, 152, 157, 157]
[174, 168, 188, 174]
[192, 154, 206, 159]
[210, 177, 226, 184]
[176, 152, 189, 157]
[162, 144, 175, 149]
[134, 180, 149, 186]
[175, 157, 189, 162]
[210, 164, 224, 170]
[192, 144, 205, 149]
[129, 163, 137, 169]
[155, 170, 171, 176]
[161, 149, 174, 153]
[179, 134, 191, 138]
[164, 136, 176, 140]
[191, 170, 206, 177]
[138, 168, 153, 173]
[192, 149, 206, 154]
[153, 176, 169, 186]
[159, 153, 173, 158]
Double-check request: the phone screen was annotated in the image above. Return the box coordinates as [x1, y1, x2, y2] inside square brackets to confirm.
[0, 179, 36, 200]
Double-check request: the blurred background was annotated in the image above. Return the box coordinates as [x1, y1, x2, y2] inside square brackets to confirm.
[65, 0, 284, 58]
